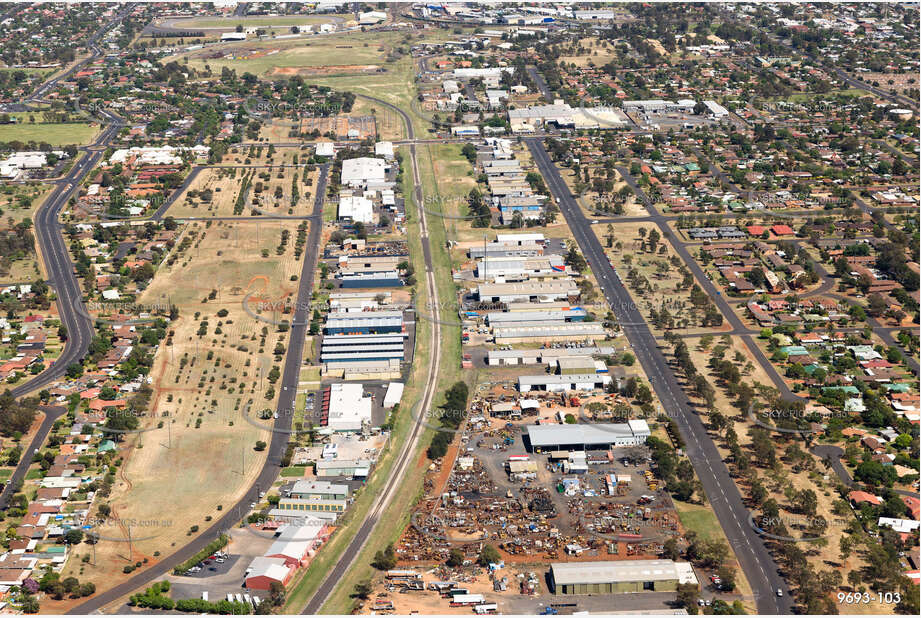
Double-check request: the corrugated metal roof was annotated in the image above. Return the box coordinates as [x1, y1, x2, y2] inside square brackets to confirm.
[551, 559, 688, 585]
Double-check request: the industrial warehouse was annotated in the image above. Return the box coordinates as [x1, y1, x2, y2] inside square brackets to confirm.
[477, 280, 581, 303]
[517, 372, 612, 392]
[524, 421, 651, 451]
[549, 560, 699, 594]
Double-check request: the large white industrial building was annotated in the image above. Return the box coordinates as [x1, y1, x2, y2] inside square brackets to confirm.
[327, 383, 373, 432]
[525, 421, 651, 451]
[341, 157, 387, 188]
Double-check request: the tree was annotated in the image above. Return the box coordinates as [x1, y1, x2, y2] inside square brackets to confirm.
[63, 529, 84, 545]
[353, 581, 373, 600]
[446, 548, 465, 567]
[372, 544, 398, 570]
[662, 537, 681, 561]
[564, 247, 587, 272]
[676, 583, 699, 612]
[716, 565, 736, 591]
[0, 390, 39, 436]
[477, 544, 501, 566]
[268, 581, 285, 606]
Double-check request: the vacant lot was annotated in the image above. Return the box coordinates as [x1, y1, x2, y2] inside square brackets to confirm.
[64, 219, 305, 591]
[592, 221, 731, 337]
[172, 31, 403, 76]
[560, 36, 619, 68]
[168, 159, 317, 218]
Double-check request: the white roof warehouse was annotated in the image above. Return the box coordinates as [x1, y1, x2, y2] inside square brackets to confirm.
[550, 559, 697, 594]
[525, 421, 650, 451]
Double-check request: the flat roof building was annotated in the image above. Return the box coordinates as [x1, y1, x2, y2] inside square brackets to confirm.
[341, 157, 386, 188]
[324, 311, 403, 335]
[703, 100, 730, 118]
[383, 382, 404, 409]
[337, 271, 404, 288]
[326, 383, 372, 432]
[315, 142, 335, 158]
[517, 372, 612, 393]
[477, 280, 578, 304]
[495, 323, 606, 344]
[549, 560, 697, 595]
[525, 420, 650, 451]
[374, 141, 394, 158]
[289, 480, 350, 501]
[315, 458, 372, 478]
[338, 195, 374, 224]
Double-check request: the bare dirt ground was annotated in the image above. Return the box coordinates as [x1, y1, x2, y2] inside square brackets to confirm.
[61, 219, 304, 591]
[271, 64, 381, 77]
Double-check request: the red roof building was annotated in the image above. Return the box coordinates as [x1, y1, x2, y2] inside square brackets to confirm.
[771, 224, 795, 236]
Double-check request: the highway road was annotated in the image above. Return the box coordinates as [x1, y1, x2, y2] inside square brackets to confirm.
[301, 94, 444, 614]
[613, 164, 802, 401]
[70, 163, 330, 614]
[527, 137, 793, 614]
[27, 7, 132, 105]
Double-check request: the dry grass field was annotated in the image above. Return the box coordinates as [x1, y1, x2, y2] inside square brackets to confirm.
[560, 36, 619, 68]
[591, 221, 733, 338]
[168, 153, 318, 219]
[62, 219, 306, 590]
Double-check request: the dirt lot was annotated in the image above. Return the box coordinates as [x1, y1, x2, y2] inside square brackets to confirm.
[298, 114, 376, 140]
[62, 219, 305, 591]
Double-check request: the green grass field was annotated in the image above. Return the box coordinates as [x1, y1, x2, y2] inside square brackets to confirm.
[0, 67, 56, 77]
[0, 122, 98, 146]
[280, 466, 308, 477]
[172, 30, 407, 75]
[782, 88, 868, 103]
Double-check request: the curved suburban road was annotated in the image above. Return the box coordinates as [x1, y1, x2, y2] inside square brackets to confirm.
[1, 11, 130, 509]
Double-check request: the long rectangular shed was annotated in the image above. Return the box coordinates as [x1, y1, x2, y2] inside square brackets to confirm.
[549, 560, 698, 594]
[524, 421, 650, 452]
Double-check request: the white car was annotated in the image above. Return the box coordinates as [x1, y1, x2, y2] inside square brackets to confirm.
[776, 589, 783, 597]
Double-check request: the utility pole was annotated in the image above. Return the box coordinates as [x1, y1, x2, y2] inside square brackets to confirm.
[482, 233, 487, 282]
